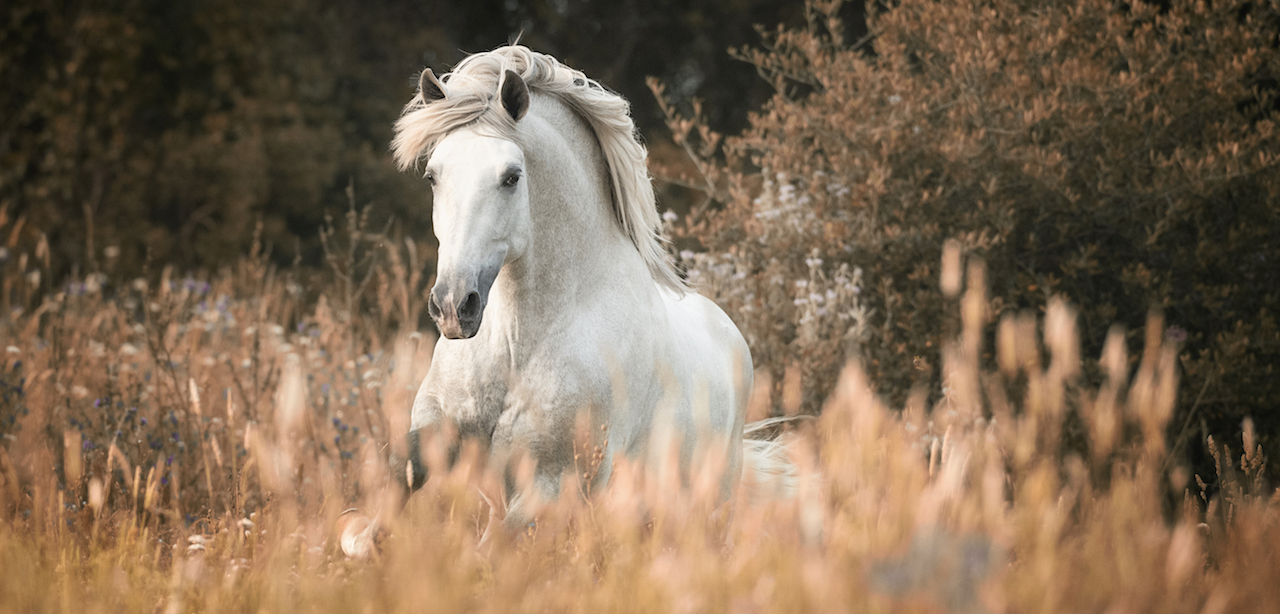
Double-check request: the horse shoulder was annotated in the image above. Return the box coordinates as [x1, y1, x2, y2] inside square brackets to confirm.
[660, 290, 750, 368]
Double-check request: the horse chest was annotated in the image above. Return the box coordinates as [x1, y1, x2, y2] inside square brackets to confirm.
[446, 376, 509, 442]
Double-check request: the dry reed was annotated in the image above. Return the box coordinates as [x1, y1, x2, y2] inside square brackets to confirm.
[1, 231, 1276, 613]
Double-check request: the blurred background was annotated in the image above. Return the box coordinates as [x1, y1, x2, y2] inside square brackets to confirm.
[3, 0, 1278, 486]
[0, 0, 860, 277]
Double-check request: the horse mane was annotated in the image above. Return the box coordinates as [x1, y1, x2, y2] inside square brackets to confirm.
[392, 45, 686, 293]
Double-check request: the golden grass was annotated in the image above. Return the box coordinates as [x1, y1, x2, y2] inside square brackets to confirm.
[1, 244, 1277, 613]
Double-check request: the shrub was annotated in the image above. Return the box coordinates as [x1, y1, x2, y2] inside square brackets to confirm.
[0, 0, 433, 276]
[660, 0, 1280, 476]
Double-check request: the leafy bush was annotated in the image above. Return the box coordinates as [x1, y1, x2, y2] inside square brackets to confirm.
[661, 0, 1280, 475]
[0, 0, 436, 276]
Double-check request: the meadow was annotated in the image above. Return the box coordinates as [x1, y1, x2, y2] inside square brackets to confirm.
[3, 0, 1279, 609]
[1, 223, 1276, 614]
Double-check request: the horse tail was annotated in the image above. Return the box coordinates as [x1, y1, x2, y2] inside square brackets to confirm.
[740, 416, 810, 501]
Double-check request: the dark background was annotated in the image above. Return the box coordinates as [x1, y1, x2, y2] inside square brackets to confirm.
[1, 0, 863, 277]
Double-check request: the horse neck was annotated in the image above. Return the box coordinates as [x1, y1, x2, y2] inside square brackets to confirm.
[490, 98, 652, 342]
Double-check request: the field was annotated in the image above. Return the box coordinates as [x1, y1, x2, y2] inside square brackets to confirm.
[1, 235, 1276, 614]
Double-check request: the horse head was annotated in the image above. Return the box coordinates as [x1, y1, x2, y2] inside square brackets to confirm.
[420, 70, 531, 339]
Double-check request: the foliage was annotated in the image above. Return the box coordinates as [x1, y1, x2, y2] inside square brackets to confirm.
[0, 0, 443, 277]
[660, 0, 1280, 476]
[2, 247, 1280, 612]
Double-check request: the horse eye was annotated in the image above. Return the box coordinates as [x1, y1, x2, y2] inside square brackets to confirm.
[503, 173, 520, 188]
[424, 171, 436, 186]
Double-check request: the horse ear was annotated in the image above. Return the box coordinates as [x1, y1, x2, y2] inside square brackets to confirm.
[499, 69, 529, 122]
[419, 68, 446, 102]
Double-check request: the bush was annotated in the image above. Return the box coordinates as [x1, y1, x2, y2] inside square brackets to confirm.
[0, 0, 435, 276]
[661, 0, 1280, 476]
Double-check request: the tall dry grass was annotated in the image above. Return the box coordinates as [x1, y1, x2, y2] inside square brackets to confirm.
[1, 231, 1278, 612]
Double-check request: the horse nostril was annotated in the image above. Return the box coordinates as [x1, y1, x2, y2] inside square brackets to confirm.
[427, 293, 442, 319]
[458, 291, 482, 320]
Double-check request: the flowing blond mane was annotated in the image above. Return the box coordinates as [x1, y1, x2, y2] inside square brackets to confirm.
[392, 45, 685, 293]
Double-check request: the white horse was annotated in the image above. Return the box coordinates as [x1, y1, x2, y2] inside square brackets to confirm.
[389, 45, 754, 525]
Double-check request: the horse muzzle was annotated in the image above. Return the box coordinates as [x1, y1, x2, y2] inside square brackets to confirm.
[428, 258, 502, 339]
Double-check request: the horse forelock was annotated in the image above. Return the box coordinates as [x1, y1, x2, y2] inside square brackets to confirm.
[392, 45, 686, 294]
